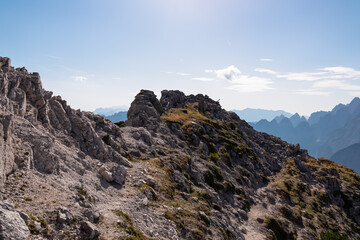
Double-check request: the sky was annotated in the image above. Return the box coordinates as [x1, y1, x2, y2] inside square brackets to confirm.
[1, 0, 360, 116]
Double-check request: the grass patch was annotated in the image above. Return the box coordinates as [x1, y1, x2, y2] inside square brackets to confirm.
[113, 210, 153, 240]
[209, 152, 220, 162]
[320, 231, 349, 240]
[77, 187, 88, 198]
[161, 102, 209, 127]
[115, 121, 126, 127]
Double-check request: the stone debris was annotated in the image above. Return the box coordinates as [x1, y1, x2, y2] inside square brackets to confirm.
[81, 221, 100, 239]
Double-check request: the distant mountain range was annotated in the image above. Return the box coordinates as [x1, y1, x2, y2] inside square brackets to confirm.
[97, 107, 292, 124]
[251, 97, 360, 173]
[104, 111, 128, 122]
[231, 108, 292, 122]
[93, 106, 128, 122]
[93, 105, 128, 116]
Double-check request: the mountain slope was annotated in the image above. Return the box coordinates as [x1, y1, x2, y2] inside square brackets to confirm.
[0, 57, 360, 240]
[331, 143, 360, 173]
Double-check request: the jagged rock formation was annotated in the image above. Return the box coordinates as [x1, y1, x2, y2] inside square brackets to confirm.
[0, 57, 360, 240]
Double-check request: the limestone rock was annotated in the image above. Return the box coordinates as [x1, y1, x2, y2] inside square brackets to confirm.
[111, 165, 127, 185]
[126, 90, 164, 131]
[0, 201, 30, 240]
[57, 207, 73, 225]
[160, 90, 186, 111]
[81, 221, 100, 239]
[84, 208, 101, 223]
[98, 165, 114, 182]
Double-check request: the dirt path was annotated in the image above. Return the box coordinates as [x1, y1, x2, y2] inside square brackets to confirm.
[242, 186, 276, 240]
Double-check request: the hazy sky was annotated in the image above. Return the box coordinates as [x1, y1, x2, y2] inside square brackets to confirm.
[1, 0, 360, 115]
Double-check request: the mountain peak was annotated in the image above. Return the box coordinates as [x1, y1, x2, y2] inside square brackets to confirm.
[126, 89, 164, 130]
[350, 96, 360, 106]
[0, 57, 11, 72]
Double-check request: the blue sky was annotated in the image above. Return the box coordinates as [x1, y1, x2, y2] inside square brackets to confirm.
[1, 0, 360, 115]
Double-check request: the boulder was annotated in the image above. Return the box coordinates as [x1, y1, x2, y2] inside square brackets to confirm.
[101, 170, 114, 182]
[84, 208, 101, 223]
[81, 221, 100, 239]
[126, 90, 164, 131]
[57, 207, 73, 225]
[160, 90, 186, 111]
[0, 201, 30, 240]
[111, 165, 127, 185]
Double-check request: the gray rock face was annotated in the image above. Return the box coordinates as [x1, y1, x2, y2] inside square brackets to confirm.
[0, 57, 135, 187]
[84, 207, 101, 223]
[0, 200, 30, 240]
[160, 90, 186, 111]
[126, 90, 164, 131]
[0, 57, 12, 72]
[57, 207, 73, 225]
[111, 165, 127, 185]
[81, 221, 100, 239]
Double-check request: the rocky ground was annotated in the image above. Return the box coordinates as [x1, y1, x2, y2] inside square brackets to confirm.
[1, 57, 360, 240]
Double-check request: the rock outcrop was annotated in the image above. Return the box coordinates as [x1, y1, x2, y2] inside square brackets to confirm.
[1, 57, 360, 240]
[0, 200, 30, 240]
[126, 90, 164, 131]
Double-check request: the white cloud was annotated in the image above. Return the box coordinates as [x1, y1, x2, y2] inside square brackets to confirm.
[255, 68, 278, 75]
[260, 58, 273, 62]
[312, 80, 360, 91]
[321, 66, 360, 79]
[276, 66, 360, 82]
[208, 65, 273, 92]
[296, 89, 331, 96]
[277, 71, 328, 81]
[73, 76, 87, 82]
[167, 71, 191, 76]
[209, 65, 241, 81]
[192, 77, 215, 82]
[176, 72, 190, 76]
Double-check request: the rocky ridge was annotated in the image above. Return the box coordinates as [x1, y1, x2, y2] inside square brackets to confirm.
[0, 57, 360, 239]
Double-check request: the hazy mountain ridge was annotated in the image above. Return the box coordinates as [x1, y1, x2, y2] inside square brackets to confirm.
[1, 57, 360, 239]
[331, 143, 360, 173]
[93, 106, 128, 116]
[103, 111, 128, 122]
[251, 97, 360, 172]
[232, 108, 292, 122]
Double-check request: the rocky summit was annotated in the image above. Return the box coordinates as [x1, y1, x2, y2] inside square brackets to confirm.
[0, 57, 360, 240]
